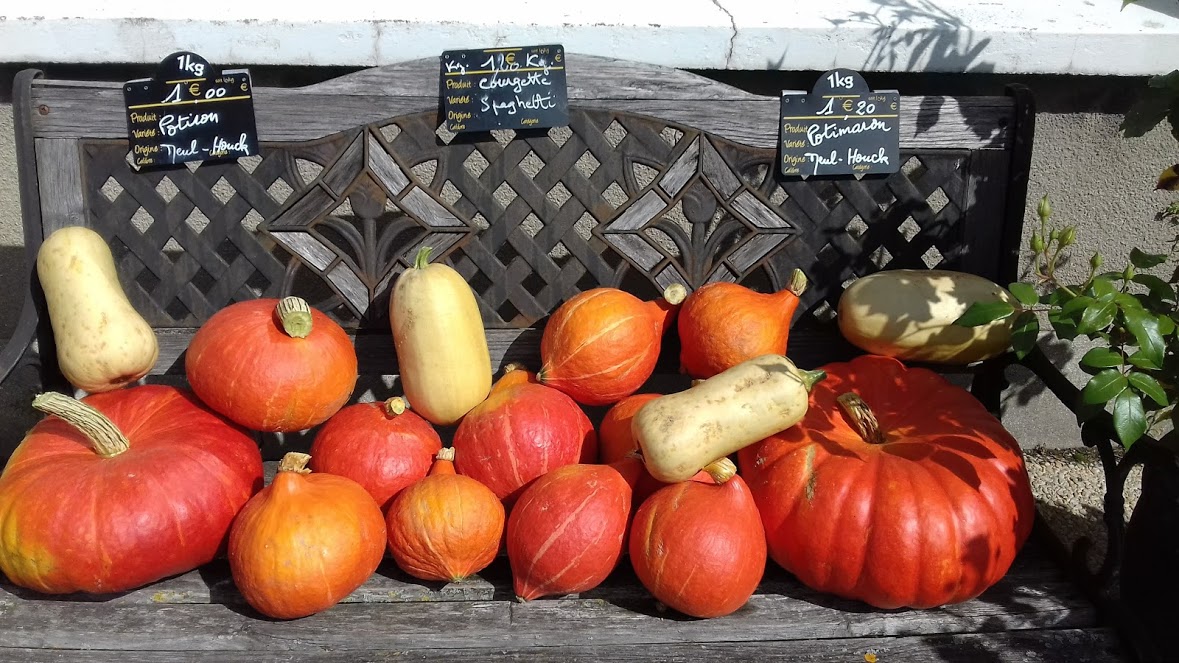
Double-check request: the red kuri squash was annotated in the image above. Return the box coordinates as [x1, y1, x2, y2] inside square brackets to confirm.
[737, 354, 1036, 609]
[453, 366, 597, 504]
[0, 387, 263, 594]
[228, 452, 386, 620]
[677, 270, 807, 379]
[386, 447, 505, 583]
[538, 285, 686, 405]
[507, 457, 642, 600]
[308, 397, 442, 510]
[628, 459, 766, 618]
[185, 296, 358, 432]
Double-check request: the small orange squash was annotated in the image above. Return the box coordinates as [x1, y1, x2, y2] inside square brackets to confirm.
[386, 447, 505, 582]
[677, 270, 807, 379]
[507, 457, 642, 600]
[308, 397, 442, 511]
[538, 285, 686, 406]
[186, 296, 358, 432]
[629, 460, 766, 618]
[453, 365, 597, 505]
[228, 452, 386, 620]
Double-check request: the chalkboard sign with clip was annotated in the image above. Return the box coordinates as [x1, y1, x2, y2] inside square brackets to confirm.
[440, 45, 569, 133]
[123, 51, 261, 169]
[779, 69, 900, 178]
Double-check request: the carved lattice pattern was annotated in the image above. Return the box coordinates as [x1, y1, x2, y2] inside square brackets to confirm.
[81, 110, 974, 332]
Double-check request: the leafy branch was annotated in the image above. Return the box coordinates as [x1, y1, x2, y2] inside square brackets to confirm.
[954, 196, 1178, 448]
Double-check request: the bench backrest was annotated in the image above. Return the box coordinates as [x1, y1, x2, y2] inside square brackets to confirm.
[8, 56, 1034, 455]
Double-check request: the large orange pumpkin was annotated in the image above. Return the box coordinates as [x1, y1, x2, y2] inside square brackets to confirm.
[386, 447, 505, 583]
[453, 366, 597, 505]
[185, 296, 358, 432]
[228, 452, 386, 620]
[628, 460, 766, 618]
[308, 397, 442, 510]
[538, 285, 686, 405]
[737, 354, 1036, 609]
[0, 387, 263, 594]
[677, 270, 807, 379]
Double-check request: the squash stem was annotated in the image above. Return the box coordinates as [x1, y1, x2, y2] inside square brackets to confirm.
[31, 392, 130, 458]
[276, 297, 313, 339]
[799, 369, 827, 392]
[278, 452, 313, 474]
[786, 269, 809, 297]
[384, 397, 408, 416]
[436, 447, 456, 462]
[703, 457, 737, 484]
[414, 246, 435, 270]
[836, 393, 886, 445]
[661, 283, 689, 306]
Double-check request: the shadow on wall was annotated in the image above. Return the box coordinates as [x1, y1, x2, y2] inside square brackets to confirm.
[1134, 0, 1179, 19]
[824, 0, 995, 74]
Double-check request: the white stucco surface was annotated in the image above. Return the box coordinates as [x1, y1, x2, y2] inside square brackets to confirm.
[0, 0, 1177, 75]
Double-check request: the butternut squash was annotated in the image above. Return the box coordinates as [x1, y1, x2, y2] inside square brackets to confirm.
[837, 269, 1016, 365]
[36, 226, 158, 393]
[389, 246, 492, 426]
[631, 354, 825, 483]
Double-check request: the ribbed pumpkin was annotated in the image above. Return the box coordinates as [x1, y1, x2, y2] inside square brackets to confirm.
[453, 366, 597, 504]
[538, 285, 686, 406]
[629, 460, 766, 618]
[0, 387, 263, 594]
[228, 452, 385, 620]
[737, 354, 1036, 609]
[308, 397, 442, 510]
[185, 296, 358, 432]
[677, 270, 807, 379]
[507, 457, 642, 600]
[385, 447, 505, 583]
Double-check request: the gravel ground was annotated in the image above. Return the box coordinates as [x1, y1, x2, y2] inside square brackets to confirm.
[1024, 446, 1142, 574]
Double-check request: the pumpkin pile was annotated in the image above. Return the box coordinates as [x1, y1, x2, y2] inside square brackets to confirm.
[0, 228, 1035, 622]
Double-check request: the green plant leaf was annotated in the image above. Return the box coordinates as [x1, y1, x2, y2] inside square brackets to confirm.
[1113, 390, 1148, 447]
[1090, 277, 1119, 300]
[1116, 293, 1146, 310]
[1123, 307, 1165, 368]
[953, 301, 1016, 327]
[1128, 371, 1169, 407]
[1077, 300, 1118, 336]
[1131, 248, 1169, 269]
[1080, 347, 1124, 369]
[1159, 314, 1177, 336]
[1134, 274, 1176, 302]
[1048, 309, 1079, 340]
[1010, 311, 1039, 360]
[1129, 350, 1163, 370]
[1081, 369, 1129, 406]
[1008, 282, 1039, 307]
[1061, 295, 1095, 318]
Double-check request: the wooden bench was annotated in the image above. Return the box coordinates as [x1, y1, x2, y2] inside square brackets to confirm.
[0, 56, 1128, 661]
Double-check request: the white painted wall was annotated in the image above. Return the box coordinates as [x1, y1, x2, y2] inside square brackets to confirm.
[0, 0, 1177, 75]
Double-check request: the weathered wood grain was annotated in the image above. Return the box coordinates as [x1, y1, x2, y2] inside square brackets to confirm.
[307, 56, 767, 101]
[34, 139, 87, 234]
[0, 628, 1126, 662]
[28, 86, 1014, 150]
[0, 574, 1098, 653]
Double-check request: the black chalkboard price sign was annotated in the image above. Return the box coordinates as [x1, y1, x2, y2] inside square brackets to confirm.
[440, 45, 569, 133]
[123, 51, 260, 169]
[779, 69, 900, 178]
